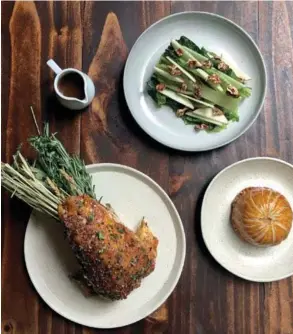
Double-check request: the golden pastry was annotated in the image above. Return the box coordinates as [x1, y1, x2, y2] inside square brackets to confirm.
[231, 187, 292, 246]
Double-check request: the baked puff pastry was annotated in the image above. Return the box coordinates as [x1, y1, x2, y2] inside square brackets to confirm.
[231, 187, 292, 246]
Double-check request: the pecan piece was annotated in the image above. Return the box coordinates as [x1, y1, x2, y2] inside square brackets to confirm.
[156, 83, 166, 92]
[168, 65, 182, 76]
[176, 107, 188, 117]
[213, 55, 222, 61]
[180, 83, 188, 91]
[188, 59, 202, 68]
[176, 83, 188, 93]
[202, 60, 213, 69]
[227, 85, 239, 97]
[175, 48, 184, 56]
[208, 74, 221, 84]
[194, 87, 201, 98]
[212, 108, 224, 116]
[194, 124, 209, 131]
[217, 61, 229, 71]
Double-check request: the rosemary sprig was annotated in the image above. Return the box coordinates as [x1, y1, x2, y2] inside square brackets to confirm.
[29, 124, 96, 199]
[1, 122, 96, 220]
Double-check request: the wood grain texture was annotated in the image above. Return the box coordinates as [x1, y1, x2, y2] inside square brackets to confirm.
[1, 1, 293, 334]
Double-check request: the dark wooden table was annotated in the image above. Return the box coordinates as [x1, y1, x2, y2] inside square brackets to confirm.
[2, 1, 293, 333]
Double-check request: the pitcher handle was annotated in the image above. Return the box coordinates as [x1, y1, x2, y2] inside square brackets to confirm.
[47, 59, 62, 75]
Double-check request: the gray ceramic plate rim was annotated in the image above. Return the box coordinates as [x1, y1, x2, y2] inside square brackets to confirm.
[124, 11, 267, 151]
[201, 157, 293, 282]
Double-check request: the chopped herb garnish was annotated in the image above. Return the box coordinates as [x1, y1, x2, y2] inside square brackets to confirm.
[98, 247, 106, 254]
[110, 233, 119, 240]
[130, 257, 138, 266]
[131, 274, 138, 281]
[118, 228, 124, 233]
[147, 260, 153, 268]
[88, 213, 94, 222]
[96, 231, 105, 240]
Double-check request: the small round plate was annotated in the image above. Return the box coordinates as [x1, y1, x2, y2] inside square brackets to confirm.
[24, 164, 186, 328]
[201, 157, 293, 282]
[124, 12, 266, 151]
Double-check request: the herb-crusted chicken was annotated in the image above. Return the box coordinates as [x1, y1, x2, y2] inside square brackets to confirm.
[1, 125, 159, 301]
[58, 195, 158, 300]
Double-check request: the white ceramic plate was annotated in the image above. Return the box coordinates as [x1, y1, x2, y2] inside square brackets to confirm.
[201, 157, 293, 282]
[24, 164, 186, 328]
[124, 12, 267, 151]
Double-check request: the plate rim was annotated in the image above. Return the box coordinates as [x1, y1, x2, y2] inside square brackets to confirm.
[24, 163, 186, 328]
[201, 157, 293, 282]
[123, 11, 267, 152]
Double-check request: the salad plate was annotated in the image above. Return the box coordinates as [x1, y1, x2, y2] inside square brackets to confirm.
[201, 158, 293, 282]
[24, 163, 186, 328]
[124, 12, 266, 151]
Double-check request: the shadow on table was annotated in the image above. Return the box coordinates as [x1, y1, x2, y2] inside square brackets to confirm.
[44, 93, 89, 123]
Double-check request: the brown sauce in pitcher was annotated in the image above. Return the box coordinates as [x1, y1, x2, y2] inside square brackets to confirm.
[58, 72, 85, 100]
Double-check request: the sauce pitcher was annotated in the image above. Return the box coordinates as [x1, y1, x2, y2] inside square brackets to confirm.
[47, 59, 95, 110]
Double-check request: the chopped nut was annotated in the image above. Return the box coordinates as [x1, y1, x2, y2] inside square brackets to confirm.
[239, 77, 246, 84]
[176, 83, 188, 93]
[217, 61, 229, 71]
[213, 55, 222, 61]
[208, 74, 221, 84]
[194, 87, 201, 98]
[168, 65, 182, 76]
[202, 60, 213, 69]
[176, 107, 188, 117]
[227, 85, 239, 97]
[155, 83, 166, 92]
[188, 59, 202, 68]
[180, 83, 188, 91]
[212, 108, 224, 116]
[195, 124, 209, 130]
[175, 48, 184, 56]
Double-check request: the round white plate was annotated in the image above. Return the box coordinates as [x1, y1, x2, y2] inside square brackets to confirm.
[124, 12, 267, 151]
[201, 157, 293, 282]
[24, 164, 186, 328]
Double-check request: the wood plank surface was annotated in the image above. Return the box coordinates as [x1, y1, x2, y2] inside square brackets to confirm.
[1, 1, 293, 334]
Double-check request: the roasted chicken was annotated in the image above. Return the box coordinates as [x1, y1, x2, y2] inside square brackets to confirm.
[1, 126, 159, 301]
[58, 195, 158, 300]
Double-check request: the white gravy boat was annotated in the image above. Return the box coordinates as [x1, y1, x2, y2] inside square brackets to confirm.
[47, 59, 95, 110]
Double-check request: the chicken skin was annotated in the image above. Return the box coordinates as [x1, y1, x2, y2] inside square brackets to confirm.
[58, 195, 158, 300]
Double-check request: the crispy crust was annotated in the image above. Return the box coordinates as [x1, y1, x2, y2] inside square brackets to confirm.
[231, 187, 256, 244]
[58, 195, 158, 300]
[231, 187, 293, 246]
